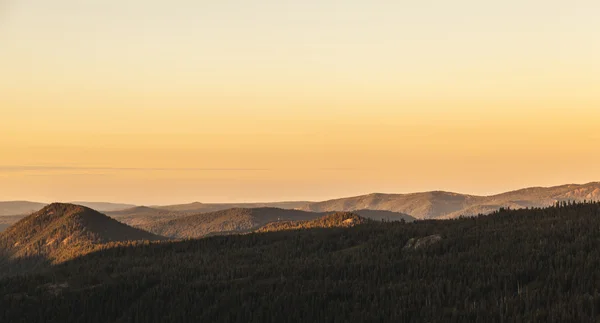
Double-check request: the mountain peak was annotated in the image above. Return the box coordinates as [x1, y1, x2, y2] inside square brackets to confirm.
[1, 203, 163, 266]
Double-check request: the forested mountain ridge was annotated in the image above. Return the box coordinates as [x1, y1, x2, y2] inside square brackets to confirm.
[0, 203, 164, 274]
[2, 202, 600, 322]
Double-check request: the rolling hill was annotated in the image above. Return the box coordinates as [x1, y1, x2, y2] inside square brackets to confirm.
[302, 182, 600, 219]
[154, 201, 312, 214]
[0, 203, 164, 273]
[139, 207, 413, 239]
[139, 207, 322, 239]
[106, 206, 185, 227]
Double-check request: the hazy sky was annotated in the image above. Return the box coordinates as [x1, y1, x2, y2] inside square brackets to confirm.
[1, 0, 599, 204]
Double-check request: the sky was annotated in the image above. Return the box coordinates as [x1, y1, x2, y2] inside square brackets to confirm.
[1, 0, 599, 204]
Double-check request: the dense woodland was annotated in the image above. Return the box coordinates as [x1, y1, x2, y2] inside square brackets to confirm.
[2, 202, 600, 322]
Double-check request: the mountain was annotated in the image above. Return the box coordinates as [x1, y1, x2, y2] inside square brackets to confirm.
[0, 202, 139, 232]
[256, 212, 370, 233]
[140, 207, 324, 239]
[106, 206, 185, 227]
[0, 203, 163, 271]
[154, 201, 311, 214]
[0, 201, 47, 216]
[0, 203, 415, 235]
[3, 181, 598, 223]
[302, 191, 482, 219]
[302, 182, 600, 219]
[3, 202, 600, 322]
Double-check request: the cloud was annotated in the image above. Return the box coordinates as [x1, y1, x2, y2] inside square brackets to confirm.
[0, 166, 270, 172]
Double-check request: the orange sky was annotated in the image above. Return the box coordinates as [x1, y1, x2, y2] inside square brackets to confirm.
[1, 1, 599, 204]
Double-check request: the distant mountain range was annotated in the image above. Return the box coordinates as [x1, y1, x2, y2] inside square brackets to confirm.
[0, 201, 47, 216]
[301, 182, 600, 219]
[1, 182, 599, 228]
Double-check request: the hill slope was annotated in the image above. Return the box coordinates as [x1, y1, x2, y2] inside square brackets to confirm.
[140, 208, 324, 239]
[106, 206, 185, 227]
[303, 182, 600, 219]
[0, 203, 163, 267]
